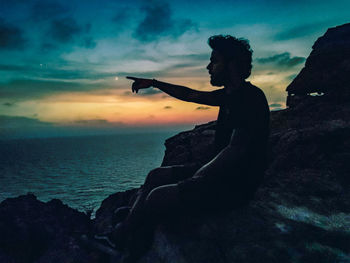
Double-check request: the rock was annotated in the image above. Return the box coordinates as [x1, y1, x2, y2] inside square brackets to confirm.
[93, 188, 138, 234]
[134, 99, 350, 263]
[161, 121, 217, 166]
[0, 194, 92, 263]
[286, 23, 350, 107]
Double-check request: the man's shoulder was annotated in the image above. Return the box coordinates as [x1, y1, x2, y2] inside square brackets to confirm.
[244, 82, 269, 113]
[245, 82, 265, 96]
[245, 82, 268, 103]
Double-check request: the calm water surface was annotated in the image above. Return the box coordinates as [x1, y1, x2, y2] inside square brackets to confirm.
[0, 132, 175, 214]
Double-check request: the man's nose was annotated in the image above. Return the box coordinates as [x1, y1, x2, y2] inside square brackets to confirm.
[206, 63, 211, 70]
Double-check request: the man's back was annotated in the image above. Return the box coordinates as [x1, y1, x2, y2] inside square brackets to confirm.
[177, 82, 270, 210]
[215, 82, 270, 158]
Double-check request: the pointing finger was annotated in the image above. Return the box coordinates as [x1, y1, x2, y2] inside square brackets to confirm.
[132, 82, 137, 93]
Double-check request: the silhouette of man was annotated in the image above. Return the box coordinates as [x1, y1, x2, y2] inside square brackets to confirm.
[97, 35, 270, 261]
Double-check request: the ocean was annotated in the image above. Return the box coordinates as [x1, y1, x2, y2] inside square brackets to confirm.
[0, 132, 177, 215]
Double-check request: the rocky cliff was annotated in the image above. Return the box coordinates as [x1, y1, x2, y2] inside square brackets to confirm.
[286, 23, 350, 107]
[0, 23, 349, 263]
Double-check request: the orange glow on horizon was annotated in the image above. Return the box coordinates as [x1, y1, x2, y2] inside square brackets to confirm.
[25, 88, 219, 126]
[11, 74, 288, 127]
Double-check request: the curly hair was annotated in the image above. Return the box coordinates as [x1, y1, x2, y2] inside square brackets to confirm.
[208, 35, 253, 79]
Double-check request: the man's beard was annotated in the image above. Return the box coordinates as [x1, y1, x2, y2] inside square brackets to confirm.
[210, 70, 229, 87]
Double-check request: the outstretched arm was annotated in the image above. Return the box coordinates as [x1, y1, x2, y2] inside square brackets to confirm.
[126, 76, 223, 106]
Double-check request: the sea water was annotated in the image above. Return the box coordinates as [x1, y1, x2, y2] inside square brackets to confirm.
[0, 132, 176, 214]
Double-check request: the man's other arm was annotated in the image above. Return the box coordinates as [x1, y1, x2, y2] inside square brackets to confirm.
[188, 90, 270, 179]
[190, 126, 255, 178]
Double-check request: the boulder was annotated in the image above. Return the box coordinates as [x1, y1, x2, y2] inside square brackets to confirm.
[286, 23, 350, 107]
[0, 194, 92, 263]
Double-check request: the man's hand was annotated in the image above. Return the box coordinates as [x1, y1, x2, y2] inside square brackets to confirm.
[126, 76, 154, 93]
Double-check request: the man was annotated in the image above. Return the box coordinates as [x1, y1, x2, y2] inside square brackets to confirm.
[97, 35, 270, 261]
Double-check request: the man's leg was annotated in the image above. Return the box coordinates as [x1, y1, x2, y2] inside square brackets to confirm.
[113, 166, 176, 223]
[125, 183, 179, 229]
[120, 184, 181, 262]
[118, 164, 200, 219]
[110, 164, 199, 246]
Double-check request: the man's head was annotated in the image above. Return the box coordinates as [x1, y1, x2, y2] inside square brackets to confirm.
[207, 35, 252, 87]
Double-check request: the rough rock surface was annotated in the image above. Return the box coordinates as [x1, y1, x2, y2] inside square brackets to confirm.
[134, 96, 349, 263]
[161, 121, 217, 167]
[286, 23, 350, 107]
[0, 194, 92, 263]
[93, 188, 138, 235]
[1, 24, 350, 262]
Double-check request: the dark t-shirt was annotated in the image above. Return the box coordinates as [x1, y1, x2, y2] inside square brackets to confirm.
[177, 82, 270, 208]
[214, 82, 270, 172]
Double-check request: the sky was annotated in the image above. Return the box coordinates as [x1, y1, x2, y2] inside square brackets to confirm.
[0, 0, 349, 139]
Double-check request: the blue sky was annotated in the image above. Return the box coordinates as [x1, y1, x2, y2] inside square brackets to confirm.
[0, 0, 349, 138]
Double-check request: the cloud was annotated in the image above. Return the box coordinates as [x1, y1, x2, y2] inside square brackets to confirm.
[44, 17, 96, 48]
[123, 88, 160, 97]
[74, 119, 108, 125]
[261, 85, 287, 104]
[274, 22, 329, 41]
[0, 115, 53, 140]
[49, 17, 84, 43]
[112, 8, 133, 31]
[170, 53, 210, 62]
[271, 107, 283, 112]
[163, 106, 172, 109]
[196, 106, 210, 110]
[82, 36, 97, 49]
[138, 88, 163, 96]
[31, 1, 69, 21]
[73, 119, 123, 127]
[0, 19, 26, 49]
[166, 54, 210, 70]
[42, 68, 115, 80]
[113, 9, 130, 23]
[3, 102, 14, 107]
[0, 116, 126, 140]
[123, 90, 132, 96]
[0, 64, 28, 71]
[0, 78, 106, 100]
[133, 1, 196, 42]
[0, 115, 52, 128]
[269, 103, 282, 108]
[170, 63, 202, 69]
[256, 52, 305, 68]
[286, 73, 297, 81]
[117, 60, 207, 80]
[0, 63, 118, 82]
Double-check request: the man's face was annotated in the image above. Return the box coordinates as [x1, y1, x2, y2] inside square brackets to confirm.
[207, 50, 228, 87]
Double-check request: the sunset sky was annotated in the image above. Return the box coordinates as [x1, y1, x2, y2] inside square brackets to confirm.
[0, 0, 349, 138]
